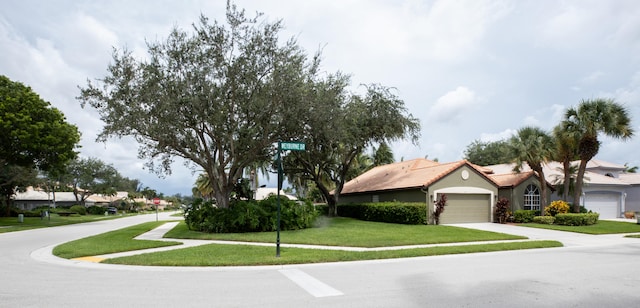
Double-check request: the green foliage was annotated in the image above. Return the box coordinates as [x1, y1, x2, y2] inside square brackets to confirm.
[554, 213, 599, 226]
[463, 139, 511, 166]
[513, 210, 538, 223]
[184, 197, 318, 233]
[337, 202, 426, 224]
[494, 197, 510, 223]
[69, 205, 86, 215]
[0, 75, 80, 173]
[60, 157, 120, 206]
[544, 200, 570, 216]
[533, 216, 555, 224]
[86, 205, 106, 215]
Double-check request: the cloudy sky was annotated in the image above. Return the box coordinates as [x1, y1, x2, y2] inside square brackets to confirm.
[2, 0, 640, 196]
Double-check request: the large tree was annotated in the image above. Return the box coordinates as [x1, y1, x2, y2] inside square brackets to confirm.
[284, 79, 420, 216]
[78, 4, 315, 208]
[509, 126, 554, 210]
[60, 157, 120, 206]
[0, 75, 80, 214]
[564, 98, 633, 212]
[463, 139, 511, 166]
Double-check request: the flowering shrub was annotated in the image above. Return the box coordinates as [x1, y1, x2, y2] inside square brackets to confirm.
[544, 200, 570, 217]
[495, 197, 510, 224]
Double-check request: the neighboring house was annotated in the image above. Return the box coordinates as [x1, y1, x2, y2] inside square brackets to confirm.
[254, 187, 297, 201]
[487, 159, 640, 219]
[12, 187, 129, 211]
[338, 158, 556, 224]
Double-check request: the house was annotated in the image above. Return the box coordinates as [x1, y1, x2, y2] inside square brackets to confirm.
[254, 187, 297, 200]
[337, 158, 555, 224]
[12, 187, 130, 211]
[486, 159, 640, 219]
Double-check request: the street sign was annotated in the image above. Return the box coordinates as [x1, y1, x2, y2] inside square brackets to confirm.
[280, 142, 306, 151]
[153, 197, 160, 205]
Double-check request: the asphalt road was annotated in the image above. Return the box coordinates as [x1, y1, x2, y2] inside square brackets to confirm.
[2, 213, 640, 307]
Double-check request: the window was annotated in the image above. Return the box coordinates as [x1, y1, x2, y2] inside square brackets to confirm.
[523, 184, 540, 211]
[372, 195, 379, 203]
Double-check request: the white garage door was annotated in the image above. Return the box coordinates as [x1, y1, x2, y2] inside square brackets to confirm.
[439, 194, 491, 224]
[584, 193, 619, 219]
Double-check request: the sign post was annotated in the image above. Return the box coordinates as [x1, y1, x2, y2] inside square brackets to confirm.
[276, 141, 305, 257]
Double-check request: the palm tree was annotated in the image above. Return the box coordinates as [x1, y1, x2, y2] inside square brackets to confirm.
[564, 98, 634, 213]
[194, 173, 214, 201]
[553, 122, 580, 202]
[510, 126, 554, 210]
[624, 163, 638, 173]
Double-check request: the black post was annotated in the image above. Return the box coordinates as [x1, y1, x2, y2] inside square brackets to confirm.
[276, 141, 282, 257]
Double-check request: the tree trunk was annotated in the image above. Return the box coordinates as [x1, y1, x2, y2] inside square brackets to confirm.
[537, 168, 548, 214]
[562, 159, 571, 201]
[573, 159, 588, 213]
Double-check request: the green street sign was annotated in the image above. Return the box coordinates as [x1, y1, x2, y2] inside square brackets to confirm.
[280, 142, 306, 151]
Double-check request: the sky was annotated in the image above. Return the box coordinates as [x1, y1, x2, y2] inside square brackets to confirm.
[2, 0, 640, 197]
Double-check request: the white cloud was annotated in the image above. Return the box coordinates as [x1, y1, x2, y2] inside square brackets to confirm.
[429, 86, 478, 121]
[480, 129, 516, 142]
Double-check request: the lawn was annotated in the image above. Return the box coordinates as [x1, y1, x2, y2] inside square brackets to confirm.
[53, 221, 182, 259]
[523, 220, 640, 234]
[103, 240, 562, 266]
[0, 213, 134, 233]
[53, 218, 562, 266]
[166, 217, 527, 247]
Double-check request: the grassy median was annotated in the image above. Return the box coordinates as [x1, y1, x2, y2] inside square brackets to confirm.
[52, 217, 564, 266]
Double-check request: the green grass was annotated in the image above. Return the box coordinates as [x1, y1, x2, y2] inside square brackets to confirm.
[53, 221, 182, 259]
[523, 220, 640, 234]
[103, 240, 562, 266]
[625, 234, 640, 238]
[0, 214, 134, 233]
[167, 217, 526, 247]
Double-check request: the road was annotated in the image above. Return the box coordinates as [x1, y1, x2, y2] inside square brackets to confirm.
[1, 213, 640, 307]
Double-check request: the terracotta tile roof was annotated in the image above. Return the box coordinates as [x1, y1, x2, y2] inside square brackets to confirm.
[340, 158, 498, 195]
[488, 171, 536, 187]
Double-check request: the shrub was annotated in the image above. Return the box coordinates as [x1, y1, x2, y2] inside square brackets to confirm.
[338, 202, 426, 224]
[513, 210, 537, 223]
[495, 197, 510, 224]
[533, 216, 555, 224]
[69, 205, 87, 215]
[86, 206, 105, 215]
[433, 194, 447, 225]
[554, 213, 599, 226]
[184, 197, 318, 233]
[544, 200, 570, 217]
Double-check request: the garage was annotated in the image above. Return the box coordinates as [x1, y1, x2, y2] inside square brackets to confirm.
[439, 193, 491, 224]
[584, 193, 619, 219]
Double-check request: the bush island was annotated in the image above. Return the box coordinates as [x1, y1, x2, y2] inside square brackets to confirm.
[554, 213, 599, 226]
[544, 200, 570, 217]
[69, 205, 86, 215]
[184, 196, 318, 233]
[87, 206, 106, 215]
[513, 210, 538, 223]
[533, 216, 555, 224]
[338, 202, 426, 224]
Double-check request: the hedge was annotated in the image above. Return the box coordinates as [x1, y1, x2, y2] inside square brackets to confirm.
[513, 210, 538, 223]
[338, 202, 427, 224]
[554, 213, 599, 226]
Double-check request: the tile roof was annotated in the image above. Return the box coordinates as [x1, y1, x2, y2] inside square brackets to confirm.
[488, 171, 536, 187]
[340, 158, 497, 195]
